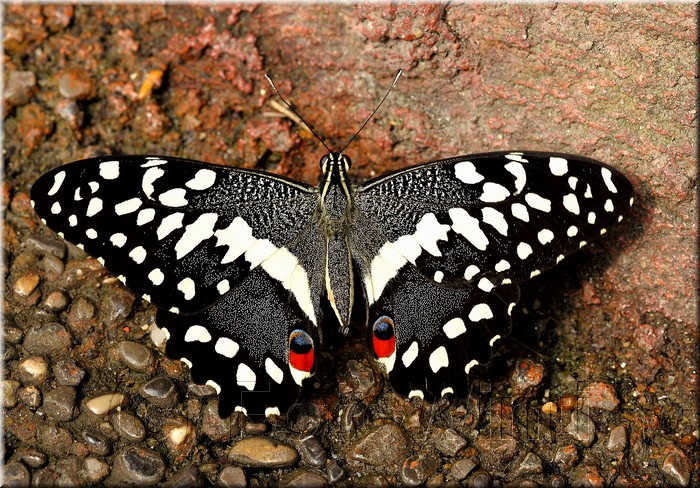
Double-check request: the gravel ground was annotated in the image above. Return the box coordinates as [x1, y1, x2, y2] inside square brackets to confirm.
[3, 4, 697, 487]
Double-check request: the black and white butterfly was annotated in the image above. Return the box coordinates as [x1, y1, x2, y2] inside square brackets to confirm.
[31, 77, 634, 418]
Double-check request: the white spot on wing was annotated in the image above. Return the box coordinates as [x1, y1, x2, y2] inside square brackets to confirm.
[177, 277, 195, 300]
[137, 208, 156, 225]
[454, 161, 484, 184]
[441, 387, 454, 397]
[142, 167, 165, 198]
[464, 359, 479, 374]
[601, 167, 618, 193]
[504, 161, 526, 194]
[464, 264, 480, 280]
[148, 268, 164, 285]
[604, 199, 614, 212]
[86, 197, 103, 217]
[86, 228, 97, 239]
[429, 346, 449, 373]
[525, 193, 551, 213]
[216, 279, 230, 295]
[538, 229, 554, 245]
[449, 208, 488, 251]
[495, 259, 510, 272]
[265, 358, 284, 384]
[469, 303, 493, 322]
[567, 225, 578, 237]
[157, 213, 184, 240]
[443, 317, 466, 338]
[402, 341, 419, 368]
[236, 363, 257, 391]
[413, 213, 450, 256]
[88, 181, 99, 193]
[215, 217, 255, 264]
[588, 211, 596, 224]
[51, 201, 61, 214]
[409, 390, 424, 400]
[433, 271, 444, 283]
[185, 325, 211, 343]
[159, 188, 188, 207]
[129, 246, 147, 264]
[185, 169, 216, 190]
[481, 207, 508, 235]
[511, 202, 529, 222]
[110, 233, 127, 247]
[265, 407, 281, 417]
[563, 193, 580, 215]
[206, 380, 221, 394]
[69, 215, 78, 227]
[115, 198, 142, 215]
[517, 242, 533, 260]
[489, 334, 502, 347]
[480, 182, 510, 202]
[99, 160, 120, 180]
[48, 171, 66, 196]
[478, 277, 494, 292]
[215, 337, 239, 358]
[175, 213, 218, 259]
[549, 157, 568, 176]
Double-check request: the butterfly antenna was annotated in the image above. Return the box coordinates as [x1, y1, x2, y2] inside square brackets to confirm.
[265, 74, 333, 154]
[339, 69, 403, 155]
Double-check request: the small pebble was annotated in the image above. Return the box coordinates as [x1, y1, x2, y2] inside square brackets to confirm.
[83, 430, 111, 456]
[201, 401, 242, 442]
[67, 296, 96, 330]
[580, 382, 620, 411]
[343, 359, 380, 399]
[55, 98, 84, 132]
[18, 356, 50, 384]
[679, 433, 697, 446]
[474, 434, 518, 471]
[4, 70, 37, 108]
[542, 401, 558, 415]
[326, 460, 344, 483]
[118, 340, 155, 372]
[38, 424, 74, 457]
[569, 464, 604, 487]
[298, 434, 327, 468]
[53, 359, 86, 386]
[26, 234, 66, 258]
[139, 376, 178, 408]
[23, 322, 73, 356]
[516, 452, 543, 475]
[109, 446, 166, 485]
[14, 273, 40, 297]
[218, 465, 247, 488]
[280, 468, 327, 487]
[4, 326, 23, 344]
[510, 358, 545, 397]
[83, 457, 110, 484]
[104, 291, 135, 325]
[662, 449, 692, 487]
[549, 474, 567, 488]
[112, 411, 146, 442]
[42, 254, 66, 278]
[554, 444, 579, 471]
[13, 446, 48, 468]
[163, 416, 196, 452]
[350, 422, 411, 467]
[43, 290, 70, 312]
[447, 458, 477, 481]
[566, 412, 597, 447]
[165, 464, 206, 488]
[400, 452, 440, 486]
[187, 383, 218, 398]
[84, 392, 127, 415]
[44, 386, 77, 421]
[2, 379, 21, 407]
[18, 385, 42, 408]
[607, 425, 627, 452]
[432, 428, 467, 457]
[469, 470, 491, 488]
[227, 436, 299, 468]
[3, 461, 30, 487]
[342, 400, 367, 432]
[558, 395, 578, 412]
[58, 67, 94, 100]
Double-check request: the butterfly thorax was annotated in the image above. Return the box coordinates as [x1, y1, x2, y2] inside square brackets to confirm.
[318, 153, 355, 332]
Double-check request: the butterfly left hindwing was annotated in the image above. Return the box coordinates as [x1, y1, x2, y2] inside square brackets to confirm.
[354, 151, 634, 399]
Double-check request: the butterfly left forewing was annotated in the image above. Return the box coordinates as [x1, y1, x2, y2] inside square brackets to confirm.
[354, 151, 633, 398]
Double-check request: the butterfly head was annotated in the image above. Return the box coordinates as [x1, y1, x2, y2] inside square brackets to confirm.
[320, 153, 352, 182]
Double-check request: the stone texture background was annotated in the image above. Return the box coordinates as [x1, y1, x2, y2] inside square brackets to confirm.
[3, 4, 697, 486]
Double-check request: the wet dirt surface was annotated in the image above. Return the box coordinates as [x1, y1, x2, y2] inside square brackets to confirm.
[3, 4, 697, 486]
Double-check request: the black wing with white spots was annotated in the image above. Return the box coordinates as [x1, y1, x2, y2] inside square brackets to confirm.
[354, 151, 633, 400]
[31, 155, 324, 418]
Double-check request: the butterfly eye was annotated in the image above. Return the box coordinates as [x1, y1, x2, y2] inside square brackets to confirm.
[288, 330, 315, 385]
[319, 155, 330, 169]
[341, 155, 352, 169]
[371, 315, 396, 371]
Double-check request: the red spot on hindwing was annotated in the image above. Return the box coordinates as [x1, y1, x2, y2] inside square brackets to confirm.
[371, 315, 396, 359]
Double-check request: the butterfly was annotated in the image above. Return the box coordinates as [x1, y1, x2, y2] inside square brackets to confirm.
[30, 76, 634, 419]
